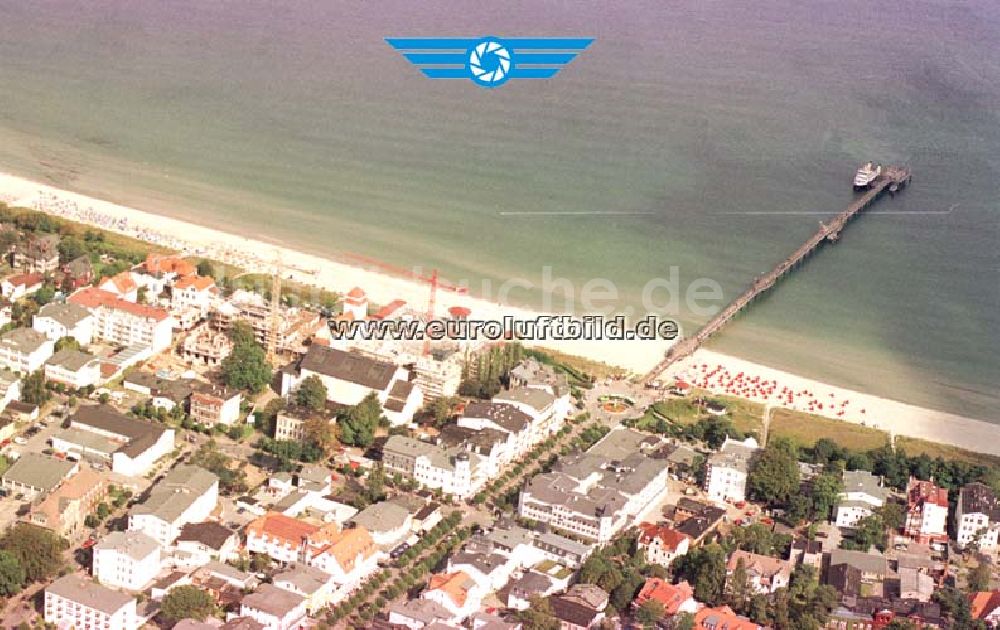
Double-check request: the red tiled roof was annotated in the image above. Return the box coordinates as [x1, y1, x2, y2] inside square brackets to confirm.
[346, 287, 366, 299]
[174, 274, 216, 291]
[5, 272, 44, 287]
[372, 300, 406, 320]
[144, 254, 196, 277]
[969, 591, 1000, 620]
[427, 571, 472, 608]
[908, 478, 949, 509]
[635, 578, 694, 616]
[447, 306, 471, 318]
[68, 287, 170, 321]
[101, 271, 137, 295]
[695, 606, 761, 630]
[638, 522, 690, 552]
[246, 512, 319, 547]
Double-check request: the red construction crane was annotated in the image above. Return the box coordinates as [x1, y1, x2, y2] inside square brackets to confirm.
[422, 269, 438, 356]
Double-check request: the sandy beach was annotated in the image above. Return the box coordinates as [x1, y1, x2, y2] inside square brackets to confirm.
[1, 170, 997, 456]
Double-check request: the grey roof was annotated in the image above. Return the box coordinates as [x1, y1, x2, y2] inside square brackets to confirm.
[437, 424, 507, 454]
[95, 531, 160, 560]
[388, 598, 452, 624]
[0, 369, 17, 387]
[828, 549, 890, 576]
[384, 435, 436, 459]
[484, 525, 534, 551]
[177, 522, 236, 550]
[197, 560, 257, 587]
[2, 452, 76, 491]
[273, 564, 331, 596]
[535, 531, 591, 557]
[709, 438, 760, 474]
[841, 470, 889, 502]
[36, 301, 92, 328]
[45, 348, 97, 372]
[462, 401, 533, 433]
[130, 465, 218, 522]
[586, 427, 661, 460]
[0, 327, 50, 354]
[300, 345, 395, 389]
[71, 404, 169, 458]
[449, 550, 508, 576]
[50, 426, 118, 455]
[47, 574, 134, 614]
[241, 583, 304, 617]
[959, 482, 1000, 520]
[510, 570, 554, 596]
[494, 386, 556, 412]
[351, 501, 411, 533]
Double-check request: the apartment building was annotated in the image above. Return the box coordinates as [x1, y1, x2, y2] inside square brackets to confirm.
[44, 348, 102, 389]
[0, 327, 55, 373]
[45, 575, 138, 630]
[171, 274, 217, 316]
[93, 531, 162, 591]
[26, 465, 107, 539]
[128, 464, 219, 547]
[69, 287, 174, 352]
[903, 477, 949, 545]
[835, 470, 889, 529]
[637, 522, 691, 568]
[956, 482, 1000, 551]
[189, 385, 242, 426]
[518, 428, 670, 543]
[705, 437, 760, 504]
[32, 301, 95, 345]
[238, 583, 307, 630]
[1, 453, 77, 500]
[382, 435, 487, 499]
[63, 404, 175, 477]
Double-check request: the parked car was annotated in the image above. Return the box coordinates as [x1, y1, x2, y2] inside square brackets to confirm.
[13, 437, 27, 445]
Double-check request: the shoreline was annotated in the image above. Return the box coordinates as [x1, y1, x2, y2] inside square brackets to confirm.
[1, 170, 997, 457]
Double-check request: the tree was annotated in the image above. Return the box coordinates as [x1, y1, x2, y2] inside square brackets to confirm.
[429, 396, 458, 427]
[20, 370, 48, 405]
[968, 561, 992, 592]
[365, 465, 386, 503]
[161, 585, 215, 621]
[516, 596, 559, 630]
[228, 321, 257, 347]
[673, 543, 727, 606]
[196, 260, 214, 278]
[54, 336, 80, 352]
[636, 599, 665, 627]
[220, 335, 272, 393]
[0, 523, 66, 583]
[726, 557, 750, 613]
[809, 473, 843, 522]
[57, 236, 86, 264]
[33, 284, 55, 306]
[674, 612, 695, 630]
[190, 440, 248, 495]
[302, 414, 336, 455]
[296, 375, 327, 411]
[0, 550, 25, 596]
[748, 440, 800, 506]
[339, 392, 383, 447]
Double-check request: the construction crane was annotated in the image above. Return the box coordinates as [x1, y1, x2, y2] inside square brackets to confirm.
[267, 252, 283, 364]
[422, 269, 438, 357]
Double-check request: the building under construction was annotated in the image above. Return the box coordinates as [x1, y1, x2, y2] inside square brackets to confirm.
[209, 289, 326, 358]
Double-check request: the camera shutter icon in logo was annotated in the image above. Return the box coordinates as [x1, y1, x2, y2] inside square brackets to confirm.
[467, 38, 512, 87]
[386, 37, 593, 89]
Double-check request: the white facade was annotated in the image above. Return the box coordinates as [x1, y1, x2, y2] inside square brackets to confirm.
[0, 328, 55, 374]
[112, 428, 176, 477]
[171, 276, 217, 316]
[45, 355, 102, 389]
[835, 471, 888, 529]
[238, 584, 308, 630]
[69, 287, 174, 353]
[956, 483, 1000, 551]
[32, 306, 95, 346]
[705, 438, 759, 504]
[45, 576, 139, 630]
[93, 531, 162, 591]
[128, 465, 219, 547]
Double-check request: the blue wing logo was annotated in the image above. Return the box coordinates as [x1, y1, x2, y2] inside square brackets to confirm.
[385, 36, 594, 88]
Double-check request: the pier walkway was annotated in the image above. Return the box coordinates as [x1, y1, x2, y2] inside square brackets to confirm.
[643, 165, 912, 385]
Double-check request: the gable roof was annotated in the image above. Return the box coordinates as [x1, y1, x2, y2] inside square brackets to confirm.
[69, 287, 170, 321]
[36, 301, 92, 328]
[427, 571, 475, 608]
[94, 530, 160, 561]
[47, 575, 134, 615]
[101, 271, 137, 295]
[174, 274, 216, 291]
[300, 345, 396, 390]
[307, 524, 376, 572]
[130, 465, 218, 522]
[969, 591, 1000, 620]
[177, 522, 236, 550]
[246, 512, 319, 547]
[635, 578, 695, 615]
[638, 522, 690, 552]
[144, 254, 196, 277]
[2, 452, 75, 491]
[241, 583, 304, 617]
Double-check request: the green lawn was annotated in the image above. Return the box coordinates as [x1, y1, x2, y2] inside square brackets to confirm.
[894, 436, 1000, 468]
[768, 408, 889, 451]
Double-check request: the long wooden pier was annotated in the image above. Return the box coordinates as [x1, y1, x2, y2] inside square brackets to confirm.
[643, 165, 912, 385]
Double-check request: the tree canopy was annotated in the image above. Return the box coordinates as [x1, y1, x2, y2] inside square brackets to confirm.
[339, 392, 383, 447]
[0, 550, 25, 596]
[296, 375, 327, 411]
[748, 439, 800, 506]
[220, 325, 272, 393]
[161, 585, 215, 621]
[0, 523, 66, 583]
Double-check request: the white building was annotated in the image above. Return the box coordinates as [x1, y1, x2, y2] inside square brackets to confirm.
[69, 287, 174, 352]
[281, 345, 422, 426]
[238, 583, 307, 630]
[173, 521, 239, 566]
[493, 386, 572, 439]
[45, 574, 139, 630]
[32, 301, 95, 346]
[0, 369, 21, 413]
[518, 428, 670, 543]
[98, 272, 139, 302]
[1, 272, 44, 300]
[171, 274, 217, 316]
[93, 531, 162, 591]
[903, 478, 949, 545]
[66, 404, 175, 477]
[727, 550, 793, 594]
[705, 437, 760, 504]
[128, 464, 219, 547]
[422, 571, 484, 623]
[835, 470, 889, 529]
[0, 327, 55, 374]
[245, 512, 319, 565]
[349, 501, 414, 547]
[956, 482, 1000, 551]
[44, 349, 102, 389]
[637, 522, 691, 568]
[304, 525, 381, 588]
[382, 435, 486, 499]
[458, 401, 538, 463]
